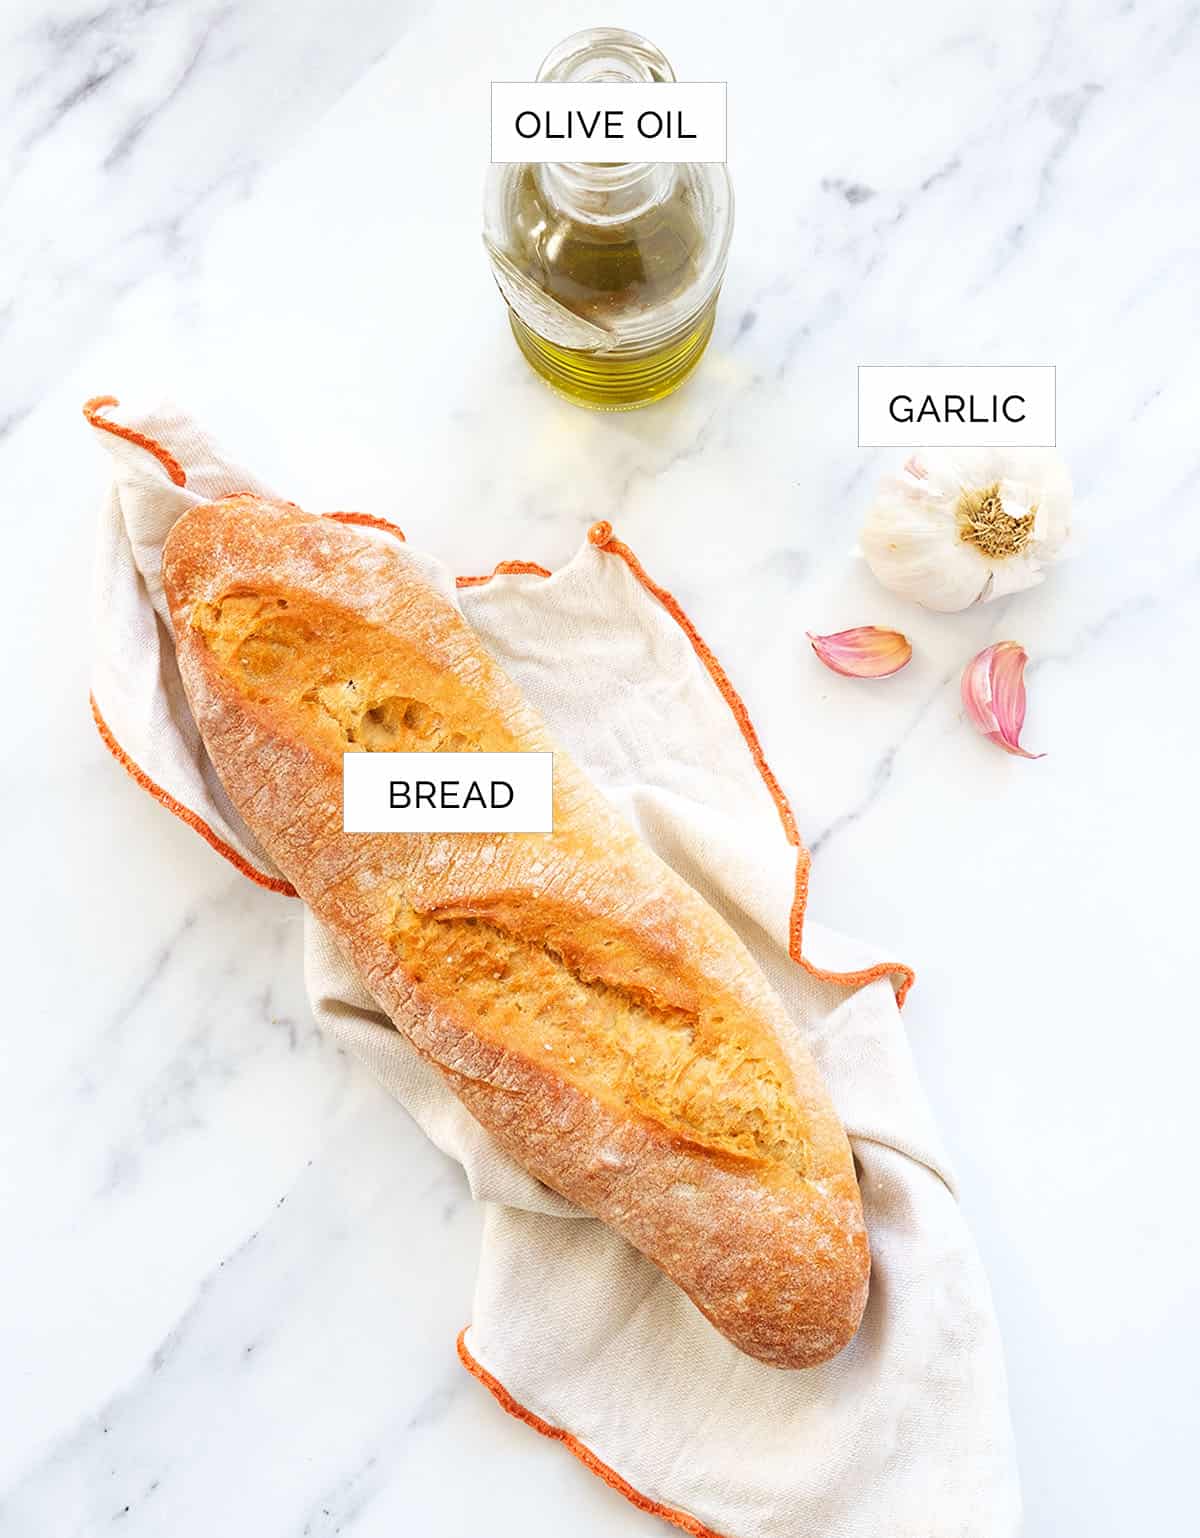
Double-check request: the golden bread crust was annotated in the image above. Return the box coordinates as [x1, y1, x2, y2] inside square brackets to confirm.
[162, 496, 869, 1367]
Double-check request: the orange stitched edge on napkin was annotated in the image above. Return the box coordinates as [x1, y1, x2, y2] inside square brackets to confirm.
[457, 560, 553, 588]
[456, 1330, 730, 1538]
[585, 521, 914, 1007]
[89, 693, 298, 897]
[83, 396, 187, 486]
[324, 511, 407, 540]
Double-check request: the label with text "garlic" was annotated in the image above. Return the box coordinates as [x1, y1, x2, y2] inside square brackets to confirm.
[858, 366, 1056, 448]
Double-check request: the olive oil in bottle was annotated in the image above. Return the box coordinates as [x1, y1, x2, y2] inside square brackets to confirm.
[484, 29, 734, 411]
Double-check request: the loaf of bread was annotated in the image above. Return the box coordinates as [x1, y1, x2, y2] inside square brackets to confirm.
[162, 496, 869, 1368]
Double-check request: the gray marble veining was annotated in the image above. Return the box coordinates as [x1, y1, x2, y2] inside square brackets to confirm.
[2, 1, 1198, 1534]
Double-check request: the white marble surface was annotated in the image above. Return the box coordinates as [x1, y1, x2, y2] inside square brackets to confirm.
[2, 0, 1198, 1532]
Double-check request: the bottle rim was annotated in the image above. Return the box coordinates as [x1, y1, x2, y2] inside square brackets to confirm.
[536, 27, 676, 86]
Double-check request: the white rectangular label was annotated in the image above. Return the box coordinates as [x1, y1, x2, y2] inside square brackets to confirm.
[858, 366, 1056, 447]
[343, 753, 553, 834]
[491, 82, 726, 163]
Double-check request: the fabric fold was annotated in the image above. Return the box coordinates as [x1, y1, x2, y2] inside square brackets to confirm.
[87, 395, 1019, 1538]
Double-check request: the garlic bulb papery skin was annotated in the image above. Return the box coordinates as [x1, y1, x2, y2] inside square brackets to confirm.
[860, 448, 1072, 612]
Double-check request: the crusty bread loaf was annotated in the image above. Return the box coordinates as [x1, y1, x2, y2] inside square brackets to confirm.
[162, 495, 869, 1368]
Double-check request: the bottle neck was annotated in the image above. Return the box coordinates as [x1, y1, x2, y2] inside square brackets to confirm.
[535, 27, 677, 225]
[536, 160, 674, 226]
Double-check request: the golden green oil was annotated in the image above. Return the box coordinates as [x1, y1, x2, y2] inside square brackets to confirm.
[508, 303, 716, 409]
[503, 167, 718, 410]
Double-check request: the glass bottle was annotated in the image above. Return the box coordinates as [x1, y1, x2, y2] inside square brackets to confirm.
[483, 28, 734, 411]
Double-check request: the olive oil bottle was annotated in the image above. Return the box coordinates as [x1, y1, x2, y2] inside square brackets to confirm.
[484, 29, 734, 411]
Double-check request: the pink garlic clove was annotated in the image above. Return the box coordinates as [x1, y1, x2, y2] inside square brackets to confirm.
[807, 627, 913, 679]
[961, 641, 1045, 758]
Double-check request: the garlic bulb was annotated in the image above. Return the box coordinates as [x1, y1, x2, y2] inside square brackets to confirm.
[861, 448, 1072, 612]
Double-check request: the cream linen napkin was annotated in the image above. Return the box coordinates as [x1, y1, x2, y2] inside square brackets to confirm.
[87, 397, 1020, 1538]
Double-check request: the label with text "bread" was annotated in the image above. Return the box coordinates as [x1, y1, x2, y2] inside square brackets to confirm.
[343, 752, 554, 834]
